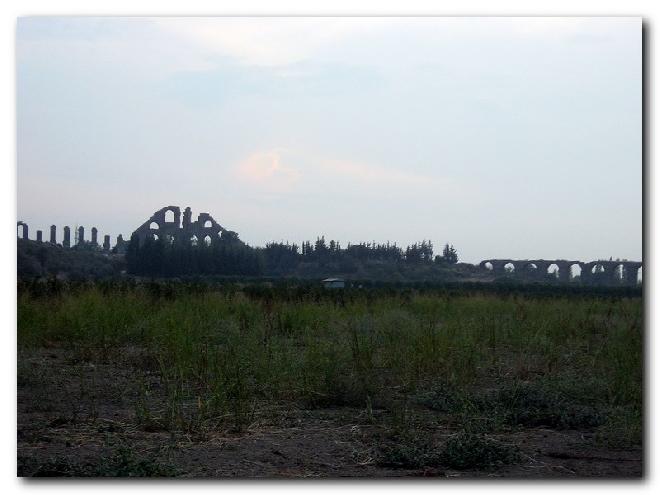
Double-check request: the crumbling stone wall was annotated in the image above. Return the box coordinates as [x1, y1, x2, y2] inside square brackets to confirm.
[132, 205, 238, 247]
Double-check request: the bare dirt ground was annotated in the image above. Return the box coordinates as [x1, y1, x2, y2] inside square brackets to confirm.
[17, 349, 643, 478]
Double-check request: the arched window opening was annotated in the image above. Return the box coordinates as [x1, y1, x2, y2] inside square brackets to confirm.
[165, 210, 175, 223]
[150, 222, 159, 230]
[190, 235, 198, 246]
[204, 220, 213, 228]
[570, 264, 582, 280]
[204, 235, 212, 246]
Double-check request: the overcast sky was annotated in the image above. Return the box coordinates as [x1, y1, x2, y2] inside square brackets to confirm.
[16, 17, 641, 263]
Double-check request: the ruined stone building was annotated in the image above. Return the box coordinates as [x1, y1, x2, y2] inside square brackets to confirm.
[131, 206, 239, 247]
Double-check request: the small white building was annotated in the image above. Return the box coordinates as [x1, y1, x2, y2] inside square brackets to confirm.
[322, 278, 345, 289]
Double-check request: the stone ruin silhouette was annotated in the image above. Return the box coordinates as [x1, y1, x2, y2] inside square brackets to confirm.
[16, 220, 125, 253]
[17, 207, 642, 286]
[131, 205, 239, 247]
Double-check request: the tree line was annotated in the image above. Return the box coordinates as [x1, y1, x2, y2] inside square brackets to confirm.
[126, 233, 459, 277]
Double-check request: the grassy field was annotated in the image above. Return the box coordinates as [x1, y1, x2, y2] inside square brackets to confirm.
[17, 281, 643, 477]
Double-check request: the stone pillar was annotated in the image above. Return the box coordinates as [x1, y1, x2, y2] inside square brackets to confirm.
[17, 222, 28, 239]
[91, 227, 98, 245]
[489, 261, 503, 275]
[183, 207, 192, 230]
[103, 235, 110, 251]
[115, 234, 126, 254]
[601, 264, 617, 285]
[534, 261, 551, 280]
[78, 226, 85, 245]
[63, 226, 71, 248]
[556, 262, 571, 283]
[36, 230, 43, 242]
[623, 263, 642, 286]
[50, 225, 56, 244]
[511, 262, 525, 278]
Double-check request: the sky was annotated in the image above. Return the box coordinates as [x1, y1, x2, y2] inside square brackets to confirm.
[16, 17, 642, 263]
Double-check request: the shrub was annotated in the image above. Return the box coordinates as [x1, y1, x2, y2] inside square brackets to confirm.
[440, 432, 520, 470]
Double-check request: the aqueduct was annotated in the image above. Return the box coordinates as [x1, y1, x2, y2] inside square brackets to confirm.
[479, 259, 642, 286]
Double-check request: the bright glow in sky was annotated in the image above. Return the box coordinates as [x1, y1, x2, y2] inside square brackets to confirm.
[16, 17, 642, 263]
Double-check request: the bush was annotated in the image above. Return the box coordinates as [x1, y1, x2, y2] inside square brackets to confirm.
[29, 447, 178, 477]
[440, 432, 520, 470]
[482, 381, 606, 430]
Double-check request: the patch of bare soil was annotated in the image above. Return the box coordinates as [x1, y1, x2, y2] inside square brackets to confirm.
[17, 349, 642, 478]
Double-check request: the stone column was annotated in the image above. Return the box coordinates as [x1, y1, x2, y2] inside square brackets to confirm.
[103, 235, 110, 251]
[601, 264, 617, 285]
[556, 262, 571, 283]
[534, 261, 551, 280]
[623, 263, 642, 286]
[489, 261, 503, 275]
[115, 234, 124, 252]
[512, 262, 527, 278]
[91, 227, 98, 245]
[63, 226, 71, 248]
[50, 225, 56, 244]
[183, 207, 192, 230]
[580, 263, 593, 284]
[78, 226, 85, 245]
[36, 230, 42, 242]
[17, 222, 28, 239]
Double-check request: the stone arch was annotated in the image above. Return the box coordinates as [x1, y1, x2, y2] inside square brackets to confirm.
[204, 220, 213, 228]
[504, 262, 515, 273]
[164, 209, 175, 223]
[152, 233, 160, 241]
[190, 235, 199, 246]
[547, 263, 559, 278]
[523, 262, 538, 273]
[570, 263, 582, 280]
[204, 235, 212, 246]
[482, 261, 493, 271]
[150, 221, 159, 230]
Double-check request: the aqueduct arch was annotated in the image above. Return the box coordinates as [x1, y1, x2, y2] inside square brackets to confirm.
[478, 258, 641, 286]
